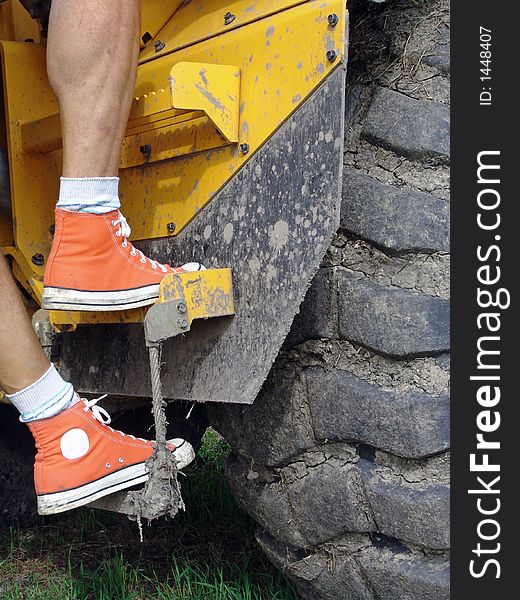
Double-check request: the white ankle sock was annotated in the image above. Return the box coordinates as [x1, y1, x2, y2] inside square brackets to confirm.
[6, 365, 77, 423]
[56, 177, 120, 214]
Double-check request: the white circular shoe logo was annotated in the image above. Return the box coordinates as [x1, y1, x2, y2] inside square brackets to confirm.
[60, 428, 90, 460]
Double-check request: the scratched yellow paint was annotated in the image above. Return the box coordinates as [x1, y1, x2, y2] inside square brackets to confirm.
[138, 0, 310, 63]
[170, 62, 241, 143]
[0, 0, 346, 314]
[159, 268, 234, 322]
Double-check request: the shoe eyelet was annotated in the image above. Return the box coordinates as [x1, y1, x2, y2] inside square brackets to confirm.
[152, 264, 157, 269]
[105, 462, 111, 469]
[122, 241, 128, 248]
[115, 231, 121, 237]
[118, 457, 124, 463]
[140, 258, 146, 264]
[111, 220, 116, 226]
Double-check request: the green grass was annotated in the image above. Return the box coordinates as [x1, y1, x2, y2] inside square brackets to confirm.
[0, 429, 301, 599]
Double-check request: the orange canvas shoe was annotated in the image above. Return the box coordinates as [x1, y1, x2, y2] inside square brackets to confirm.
[42, 209, 205, 311]
[27, 396, 195, 515]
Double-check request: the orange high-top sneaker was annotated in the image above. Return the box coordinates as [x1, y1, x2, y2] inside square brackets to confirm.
[42, 209, 204, 311]
[27, 396, 195, 515]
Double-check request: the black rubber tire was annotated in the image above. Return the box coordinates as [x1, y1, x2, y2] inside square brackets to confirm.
[0, 405, 38, 527]
[208, 1, 450, 598]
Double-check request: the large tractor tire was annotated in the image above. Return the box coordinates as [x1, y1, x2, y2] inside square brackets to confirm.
[208, 0, 450, 598]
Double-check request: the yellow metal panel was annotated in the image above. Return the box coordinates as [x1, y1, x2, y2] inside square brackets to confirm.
[0, 41, 60, 299]
[139, 0, 309, 61]
[21, 112, 61, 153]
[130, 85, 176, 123]
[0, 0, 40, 43]
[170, 62, 241, 143]
[120, 0, 345, 240]
[2, 244, 43, 297]
[139, 0, 183, 49]
[0, 1, 40, 248]
[126, 109, 203, 137]
[121, 114, 229, 170]
[0, 215, 11, 247]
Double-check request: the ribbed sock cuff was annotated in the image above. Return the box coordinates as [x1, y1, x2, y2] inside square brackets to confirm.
[57, 177, 120, 214]
[6, 364, 76, 422]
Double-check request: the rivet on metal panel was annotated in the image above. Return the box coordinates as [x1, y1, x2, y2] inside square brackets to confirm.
[328, 14, 339, 27]
[32, 253, 44, 266]
[239, 143, 250, 154]
[154, 40, 165, 52]
[177, 302, 187, 314]
[166, 222, 176, 234]
[326, 50, 337, 63]
[177, 318, 189, 329]
[139, 144, 152, 158]
[224, 12, 236, 26]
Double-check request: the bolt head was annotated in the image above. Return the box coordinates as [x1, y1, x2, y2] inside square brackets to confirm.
[154, 40, 165, 52]
[177, 318, 189, 329]
[224, 12, 236, 25]
[140, 144, 151, 157]
[32, 253, 45, 266]
[239, 143, 250, 154]
[326, 49, 337, 63]
[177, 302, 187, 314]
[328, 13, 339, 27]
[167, 222, 176, 234]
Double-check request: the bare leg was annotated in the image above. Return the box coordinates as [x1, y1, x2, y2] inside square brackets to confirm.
[46, 0, 140, 177]
[0, 0, 139, 392]
[0, 253, 49, 394]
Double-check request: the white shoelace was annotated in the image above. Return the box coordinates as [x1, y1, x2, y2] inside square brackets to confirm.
[83, 395, 148, 442]
[112, 212, 169, 273]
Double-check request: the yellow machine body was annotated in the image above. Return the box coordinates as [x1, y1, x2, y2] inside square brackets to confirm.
[0, 0, 345, 326]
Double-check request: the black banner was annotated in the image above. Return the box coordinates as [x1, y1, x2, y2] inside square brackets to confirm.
[452, 1, 515, 596]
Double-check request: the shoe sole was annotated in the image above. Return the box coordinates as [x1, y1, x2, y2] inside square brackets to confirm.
[37, 440, 196, 515]
[42, 284, 160, 312]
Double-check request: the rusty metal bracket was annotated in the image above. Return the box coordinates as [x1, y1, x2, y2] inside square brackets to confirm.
[144, 298, 190, 346]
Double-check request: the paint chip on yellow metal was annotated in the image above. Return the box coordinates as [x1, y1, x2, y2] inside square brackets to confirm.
[170, 62, 241, 143]
[159, 268, 234, 322]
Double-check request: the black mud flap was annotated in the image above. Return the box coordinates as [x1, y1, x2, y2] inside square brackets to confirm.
[60, 64, 346, 405]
